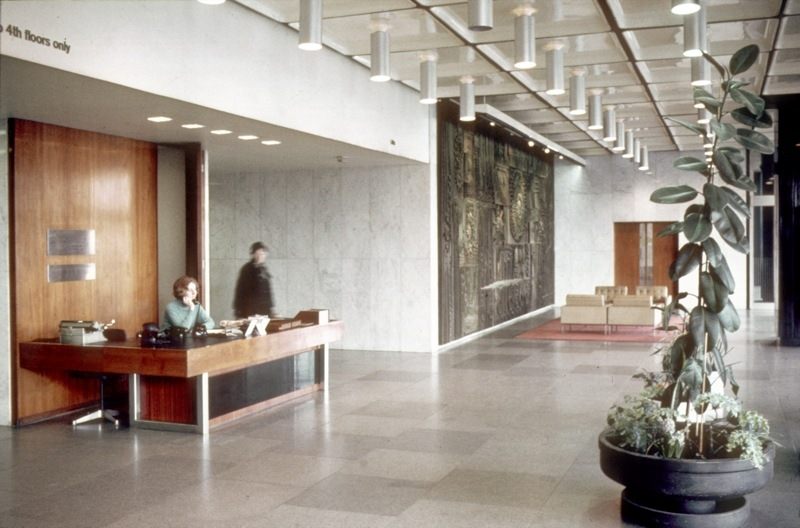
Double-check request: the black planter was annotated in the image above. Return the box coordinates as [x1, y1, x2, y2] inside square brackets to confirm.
[598, 432, 774, 528]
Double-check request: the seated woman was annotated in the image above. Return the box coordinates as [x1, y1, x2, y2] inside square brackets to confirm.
[163, 276, 215, 331]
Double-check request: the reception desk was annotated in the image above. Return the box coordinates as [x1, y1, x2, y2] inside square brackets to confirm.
[19, 310, 343, 434]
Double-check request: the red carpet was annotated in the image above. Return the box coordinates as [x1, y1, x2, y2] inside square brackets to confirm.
[515, 318, 674, 343]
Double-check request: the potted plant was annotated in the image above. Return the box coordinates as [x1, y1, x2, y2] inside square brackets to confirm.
[598, 44, 776, 528]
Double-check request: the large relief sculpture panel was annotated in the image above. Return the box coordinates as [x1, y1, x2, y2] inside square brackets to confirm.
[438, 103, 554, 344]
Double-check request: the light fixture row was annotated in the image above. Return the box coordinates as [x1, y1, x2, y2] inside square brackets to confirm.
[196, 0, 712, 168]
[146, 116, 282, 145]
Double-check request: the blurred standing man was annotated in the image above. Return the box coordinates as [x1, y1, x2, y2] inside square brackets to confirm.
[233, 241, 275, 318]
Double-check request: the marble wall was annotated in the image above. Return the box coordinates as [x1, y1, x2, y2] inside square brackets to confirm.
[156, 147, 186, 325]
[209, 164, 433, 352]
[554, 150, 747, 309]
[0, 119, 9, 426]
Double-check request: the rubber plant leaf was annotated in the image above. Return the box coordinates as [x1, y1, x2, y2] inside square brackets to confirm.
[651, 185, 698, 204]
[729, 44, 760, 75]
[669, 243, 703, 281]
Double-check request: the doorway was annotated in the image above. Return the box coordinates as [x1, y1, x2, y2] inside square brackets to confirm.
[614, 222, 678, 296]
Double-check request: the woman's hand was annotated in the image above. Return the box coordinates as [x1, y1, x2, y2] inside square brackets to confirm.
[181, 294, 195, 308]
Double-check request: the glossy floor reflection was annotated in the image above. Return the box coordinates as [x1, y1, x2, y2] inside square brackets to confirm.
[1, 309, 797, 527]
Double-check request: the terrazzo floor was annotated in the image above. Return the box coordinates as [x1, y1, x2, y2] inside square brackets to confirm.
[0, 308, 797, 527]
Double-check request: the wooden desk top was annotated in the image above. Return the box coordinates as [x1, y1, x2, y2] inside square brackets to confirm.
[20, 320, 343, 378]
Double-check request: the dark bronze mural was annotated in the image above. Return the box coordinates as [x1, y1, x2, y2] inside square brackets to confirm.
[438, 104, 554, 344]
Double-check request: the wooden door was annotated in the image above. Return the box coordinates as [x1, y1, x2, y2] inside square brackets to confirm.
[614, 223, 640, 292]
[614, 222, 678, 296]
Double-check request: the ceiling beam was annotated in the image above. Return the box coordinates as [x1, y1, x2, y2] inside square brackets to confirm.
[595, 0, 680, 151]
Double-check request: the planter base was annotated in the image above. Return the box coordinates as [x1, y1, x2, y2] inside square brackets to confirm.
[622, 489, 750, 528]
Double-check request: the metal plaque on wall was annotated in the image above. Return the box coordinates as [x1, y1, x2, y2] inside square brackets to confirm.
[47, 229, 96, 256]
[47, 264, 96, 283]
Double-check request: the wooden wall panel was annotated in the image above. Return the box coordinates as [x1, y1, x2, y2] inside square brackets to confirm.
[10, 119, 158, 422]
[614, 222, 641, 292]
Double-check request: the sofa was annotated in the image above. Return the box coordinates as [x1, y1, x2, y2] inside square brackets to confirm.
[595, 285, 628, 304]
[561, 294, 608, 333]
[635, 285, 670, 305]
[607, 295, 658, 331]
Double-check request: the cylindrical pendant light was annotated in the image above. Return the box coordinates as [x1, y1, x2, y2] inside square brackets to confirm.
[569, 69, 586, 115]
[697, 108, 711, 124]
[672, 0, 701, 15]
[197, 0, 225, 4]
[603, 108, 616, 142]
[545, 42, 565, 95]
[460, 76, 475, 122]
[639, 145, 650, 171]
[691, 57, 711, 86]
[468, 0, 493, 31]
[683, 4, 706, 58]
[370, 29, 391, 82]
[622, 130, 635, 158]
[513, 6, 536, 69]
[613, 120, 626, 152]
[298, 0, 322, 51]
[419, 53, 438, 104]
[633, 138, 642, 164]
[588, 92, 603, 130]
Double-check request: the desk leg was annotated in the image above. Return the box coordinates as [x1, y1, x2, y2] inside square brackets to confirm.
[129, 373, 209, 435]
[129, 373, 140, 423]
[196, 372, 209, 435]
[315, 344, 329, 391]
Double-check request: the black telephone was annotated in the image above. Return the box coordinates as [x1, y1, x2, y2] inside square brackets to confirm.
[139, 322, 169, 347]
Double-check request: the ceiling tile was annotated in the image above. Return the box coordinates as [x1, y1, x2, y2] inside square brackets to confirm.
[573, 148, 609, 156]
[532, 121, 584, 135]
[475, 32, 627, 73]
[547, 132, 595, 142]
[558, 140, 605, 150]
[239, 0, 415, 22]
[775, 15, 800, 49]
[607, 0, 782, 30]
[315, 9, 462, 55]
[763, 74, 800, 95]
[507, 108, 567, 125]
[769, 48, 800, 76]
[484, 93, 548, 112]
[437, 71, 522, 97]
[624, 19, 778, 61]
[431, 0, 609, 44]
[668, 125, 704, 138]
[356, 45, 496, 83]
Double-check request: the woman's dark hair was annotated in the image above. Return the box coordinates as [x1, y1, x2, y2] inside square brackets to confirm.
[173, 276, 199, 300]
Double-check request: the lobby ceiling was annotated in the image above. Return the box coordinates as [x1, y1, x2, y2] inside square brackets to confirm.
[0, 57, 415, 174]
[236, 0, 796, 158]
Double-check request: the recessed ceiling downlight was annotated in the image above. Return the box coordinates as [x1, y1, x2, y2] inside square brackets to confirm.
[261, 140, 282, 146]
[238, 135, 259, 140]
[210, 129, 232, 135]
[147, 116, 172, 123]
[671, 0, 701, 15]
[182, 123, 205, 129]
